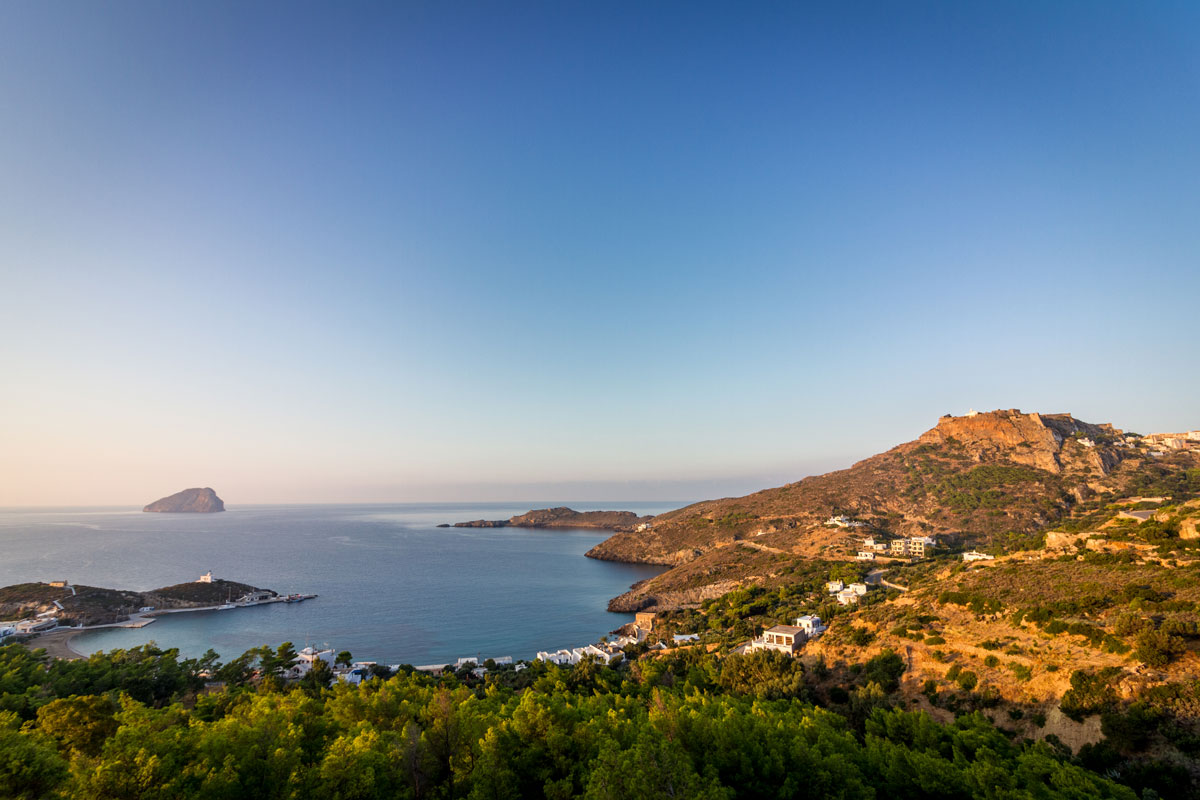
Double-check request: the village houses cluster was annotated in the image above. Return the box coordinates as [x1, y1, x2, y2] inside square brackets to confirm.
[534, 611, 682, 666]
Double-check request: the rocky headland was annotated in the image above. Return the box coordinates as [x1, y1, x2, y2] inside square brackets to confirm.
[452, 506, 652, 530]
[143, 487, 226, 513]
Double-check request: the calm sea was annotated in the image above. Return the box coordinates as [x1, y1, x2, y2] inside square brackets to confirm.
[0, 503, 675, 666]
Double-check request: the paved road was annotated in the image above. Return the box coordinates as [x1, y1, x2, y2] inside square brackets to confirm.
[866, 568, 909, 592]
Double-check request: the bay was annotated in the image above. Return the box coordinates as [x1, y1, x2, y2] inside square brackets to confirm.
[0, 502, 675, 665]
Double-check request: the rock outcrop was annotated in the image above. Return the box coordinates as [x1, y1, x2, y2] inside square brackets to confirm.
[143, 487, 225, 513]
[918, 410, 1118, 474]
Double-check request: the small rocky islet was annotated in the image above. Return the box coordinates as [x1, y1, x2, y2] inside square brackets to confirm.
[143, 487, 225, 513]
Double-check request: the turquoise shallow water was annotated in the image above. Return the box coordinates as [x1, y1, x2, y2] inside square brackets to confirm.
[0, 503, 674, 665]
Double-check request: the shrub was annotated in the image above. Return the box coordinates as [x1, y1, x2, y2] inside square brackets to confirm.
[1061, 668, 1122, 721]
[863, 650, 906, 693]
[956, 670, 978, 691]
[1135, 629, 1186, 667]
[1008, 663, 1033, 682]
[847, 626, 875, 646]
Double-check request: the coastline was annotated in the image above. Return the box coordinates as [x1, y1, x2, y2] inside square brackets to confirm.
[3, 503, 673, 666]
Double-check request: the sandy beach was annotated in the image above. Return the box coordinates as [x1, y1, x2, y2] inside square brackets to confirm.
[29, 629, 88, 660]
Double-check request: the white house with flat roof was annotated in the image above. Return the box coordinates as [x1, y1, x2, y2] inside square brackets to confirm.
[794, 615, 825, 638]
[747, 624, 806, 655]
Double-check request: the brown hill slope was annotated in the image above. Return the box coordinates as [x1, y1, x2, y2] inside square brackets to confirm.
[589, 409, 1198, 610]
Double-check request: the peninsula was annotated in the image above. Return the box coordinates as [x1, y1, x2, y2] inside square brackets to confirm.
[1, 573, 317, 659]
[0, 576, 278, 628]
[144, 487, 225, 512]
[449, 506, 652, 530]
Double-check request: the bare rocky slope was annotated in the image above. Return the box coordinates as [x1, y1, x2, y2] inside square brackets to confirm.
[590, 409, 1198, 611]
[143, 487, 225, 513]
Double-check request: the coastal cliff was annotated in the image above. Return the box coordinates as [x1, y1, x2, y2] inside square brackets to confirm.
[452, 506, 651, 530]
[144, 487, 225, 513]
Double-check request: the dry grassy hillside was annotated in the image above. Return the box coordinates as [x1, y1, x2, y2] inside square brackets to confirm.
[591, 409, 1199, 612]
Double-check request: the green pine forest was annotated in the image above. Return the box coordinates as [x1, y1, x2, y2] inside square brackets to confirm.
[0, 640, 1159, 800]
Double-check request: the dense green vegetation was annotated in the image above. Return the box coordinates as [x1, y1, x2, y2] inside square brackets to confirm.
[0, 642, 1150, 800]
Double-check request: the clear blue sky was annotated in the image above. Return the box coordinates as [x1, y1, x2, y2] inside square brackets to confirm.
[2, 2, 1198, 505]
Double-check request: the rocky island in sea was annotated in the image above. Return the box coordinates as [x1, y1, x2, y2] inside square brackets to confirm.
[143, 487, 226, 513]
[447, 506, 651, 530]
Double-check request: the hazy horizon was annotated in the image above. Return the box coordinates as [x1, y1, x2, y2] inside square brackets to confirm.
[3, 3, 1198, 507]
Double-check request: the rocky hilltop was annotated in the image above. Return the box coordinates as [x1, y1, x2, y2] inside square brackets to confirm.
[590, 409, 1199, 611]
[453, 506, 651, 530]
[143, 487, 225, 513]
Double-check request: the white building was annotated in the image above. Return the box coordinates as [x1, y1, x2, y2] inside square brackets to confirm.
[963, 551, 995, 562]
[336, 662, 378, 685]
[455, 655, 512, 668]
[856, 551, 876, 561]
[536, 645, 613, 666]
[289, 647, 335, 678]
[197, 571, 214, 583]
[826, 580, 844, 593]
[848, 582, 869, 596]
[794, 615, 825, 638]
[574, 644, 614, 664]
[535, 650, 574, 666]
[746, 624, 805, 655]
[891, 536, 937, 558]
[826, 515, 865, 528]
[836, 589, 860, 606]
[16, 617, 58, 633]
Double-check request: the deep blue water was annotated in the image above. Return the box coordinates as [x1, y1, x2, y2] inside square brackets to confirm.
[0, 503, 675, 665]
